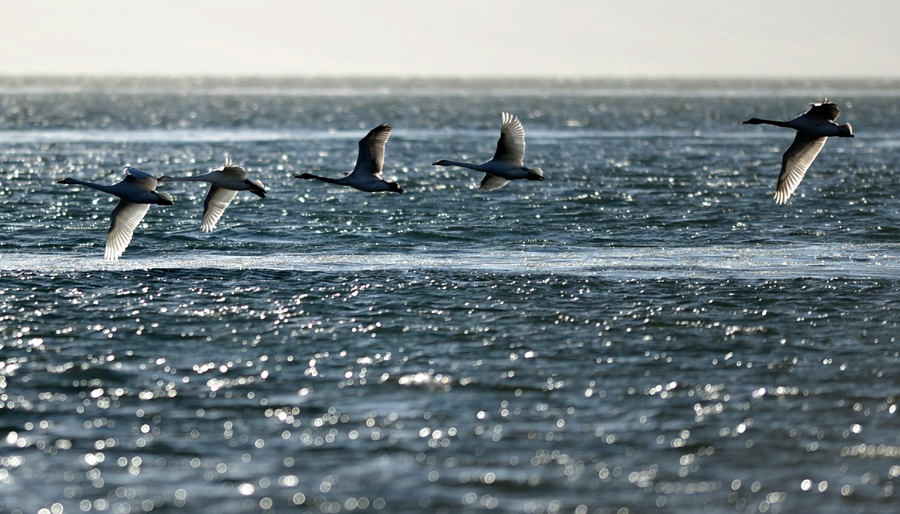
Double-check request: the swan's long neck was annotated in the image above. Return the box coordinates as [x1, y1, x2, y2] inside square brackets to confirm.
[64, 179, 116, 194]
[743, 118, 789, 128]
[437, 161, 483, 171]
[160, 175, 210, 183]
[299, 174, 345, 185]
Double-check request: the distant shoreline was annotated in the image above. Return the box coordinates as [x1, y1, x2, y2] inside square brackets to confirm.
[2, 76, 900, 97]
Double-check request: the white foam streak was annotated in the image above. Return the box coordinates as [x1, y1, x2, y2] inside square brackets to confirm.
[1, 245, 897, 279]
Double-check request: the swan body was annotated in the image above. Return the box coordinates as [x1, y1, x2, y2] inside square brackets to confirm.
[57, 167, 174, 261]
[295, 124, 403, 194]
[432, 112, 544, 191]
[159, 157, 266, 232]
[743, 99, 854, 204]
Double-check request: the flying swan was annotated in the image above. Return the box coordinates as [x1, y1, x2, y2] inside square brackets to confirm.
[57, 167, 174, 260]
[433, 112, 544, 191]
[158, 157, 266, 232]
[743, 99, 853, 204]
[294, 123, 403, 193]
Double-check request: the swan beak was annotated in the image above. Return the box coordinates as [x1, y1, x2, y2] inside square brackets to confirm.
[56, 179, 65, 184]
[431, 161, 440, 165]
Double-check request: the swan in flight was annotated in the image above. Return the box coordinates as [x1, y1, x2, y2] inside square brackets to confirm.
[57, 167, 174, 261]
[432, 112, 544, 191]
[743, 99, 854, 204]
[158, 157, 266, 232]
[294, 123, 403, 194]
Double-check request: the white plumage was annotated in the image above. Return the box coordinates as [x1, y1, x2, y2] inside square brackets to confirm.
[433, 112, 545, 191]
[294, 124, 404, 194]
[159, 157, 266, 232]
[743, 99, 854, 204]
[57, 167, 174, 261]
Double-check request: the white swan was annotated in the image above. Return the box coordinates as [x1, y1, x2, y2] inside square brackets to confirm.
[743, 99, 854, 204]
[294, 123, 403, 194]
[432, 112, 544, 191]
[158, 157, 266, 232]
[57, 167, 174, 261]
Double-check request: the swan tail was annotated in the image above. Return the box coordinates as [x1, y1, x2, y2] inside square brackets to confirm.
[156, 192, 174, 206]
[246, 179, 267, 198]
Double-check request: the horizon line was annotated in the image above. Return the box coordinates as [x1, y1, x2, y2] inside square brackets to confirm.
[3, 73, 900, 82]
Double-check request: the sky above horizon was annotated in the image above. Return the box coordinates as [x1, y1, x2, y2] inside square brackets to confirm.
[3, 1, 899, 78]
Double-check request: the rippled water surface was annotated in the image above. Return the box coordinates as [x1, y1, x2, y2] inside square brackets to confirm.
[1, 77, 899, 514]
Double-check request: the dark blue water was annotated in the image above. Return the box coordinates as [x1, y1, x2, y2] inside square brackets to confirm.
[1, 77, 899, 514]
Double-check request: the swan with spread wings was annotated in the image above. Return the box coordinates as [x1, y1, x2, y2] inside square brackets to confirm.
[743, 99, 854, 204]
[294, 124, 403, 194]
[57, 166, 174, 260]
[433, 112, 544, 191]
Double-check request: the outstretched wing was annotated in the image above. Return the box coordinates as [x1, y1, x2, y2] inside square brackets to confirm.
[216, 157, 248, 179]
[479, 174, 510, 191]
[351, 124, 392, 178]
[121, 166, 158, 191]
[492, 112, 526, 165]
[774, 133, 827, 204]
[805, 99, 840, 122]
[106, 199, 151, 261]
[201, 185, 238, 232]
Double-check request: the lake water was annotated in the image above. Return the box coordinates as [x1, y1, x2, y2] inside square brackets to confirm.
[1, 77, 899, 513]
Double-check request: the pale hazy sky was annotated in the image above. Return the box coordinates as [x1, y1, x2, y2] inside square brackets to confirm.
[3, 0, 899, 78]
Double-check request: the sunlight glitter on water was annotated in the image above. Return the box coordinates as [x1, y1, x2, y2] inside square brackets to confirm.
[2, 79, 900, 513]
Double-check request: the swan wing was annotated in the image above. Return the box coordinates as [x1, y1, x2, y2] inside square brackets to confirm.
[492, 112, 526, 165]
[774, 133, 827, 204]
[479, 174, 510, 191]
[216, 157, 248, 179]
[351, 124, 392, 178]
[121, 166, 158, 191]
[201, 185, 238, 232]
[106, 200, 150, 261]
[805, 100, 840, 122]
